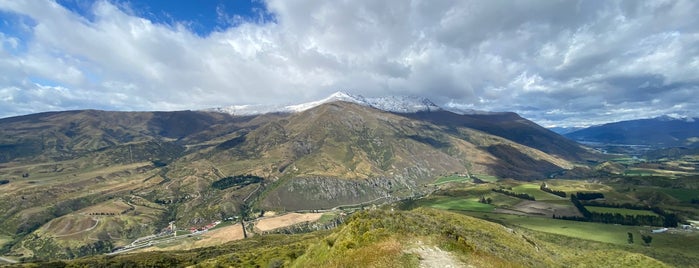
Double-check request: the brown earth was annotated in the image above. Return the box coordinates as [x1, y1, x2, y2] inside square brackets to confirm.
[254, 213, 323, 232]
[46, 215, 98, 237]
[511, 200, 581, 217]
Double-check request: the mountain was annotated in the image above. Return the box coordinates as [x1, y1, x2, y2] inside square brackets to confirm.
[403, 111, 596, 162]
[0, 93, 595, 260]
[548, 126, 583, 135]
[565, 116, 699, 148]
[203, 101, 576, 211]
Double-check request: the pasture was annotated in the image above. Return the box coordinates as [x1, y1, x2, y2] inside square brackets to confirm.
[433, 175, 471, 185]
[420, 196, 495, 212]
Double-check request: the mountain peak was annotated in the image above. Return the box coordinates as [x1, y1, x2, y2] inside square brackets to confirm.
[209, 91, 442, 116]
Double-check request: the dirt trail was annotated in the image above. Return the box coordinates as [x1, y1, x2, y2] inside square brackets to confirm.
[0, 256, 18, 264]
[407, 241, 468, 268]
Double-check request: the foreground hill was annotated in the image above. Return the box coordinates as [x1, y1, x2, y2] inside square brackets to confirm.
[12, 208, 669, 268]
[566, 116, 699, 148]
[0, 96, 595, 260]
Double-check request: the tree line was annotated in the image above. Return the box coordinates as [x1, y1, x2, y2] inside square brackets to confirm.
[554, 193, 679, 227]
[575, 192, 604, 200]
[491, 188, 535, 201]
[539, 183, 566, 197]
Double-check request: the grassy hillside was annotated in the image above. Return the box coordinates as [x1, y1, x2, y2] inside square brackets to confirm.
[11, 208, 670, 267]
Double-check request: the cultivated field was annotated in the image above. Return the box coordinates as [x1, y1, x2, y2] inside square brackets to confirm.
[145, 224, 247, 252]
[420, 197, 494, 212]
[254, 213, 324, 232]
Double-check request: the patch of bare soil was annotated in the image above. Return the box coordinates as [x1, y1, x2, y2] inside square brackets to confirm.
[146, 224, 246, 252]
[512, 200, 581, 217]
[254, 213, 323, 232]
[406, 240, 468, 268]
[493, 208, 530, 216]
[190, 224, 246, 249]
[49, 215, 99, 236]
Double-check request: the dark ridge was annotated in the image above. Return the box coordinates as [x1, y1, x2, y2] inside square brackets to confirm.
[403, 110, 593, 161]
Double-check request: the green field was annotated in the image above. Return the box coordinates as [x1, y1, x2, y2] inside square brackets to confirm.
[511, 183, 567, 201]
[316, 213, 338, 225]
[460, 211, 699, 247]
[655, 188, 699, 202]
[421, 197, 494, 212]
[472, 174, 498, 182]
[585, 206, 658, 216]
[456, 211, 699, 267]
[209, 220, 236, 231]
[434, 175, 471, 184]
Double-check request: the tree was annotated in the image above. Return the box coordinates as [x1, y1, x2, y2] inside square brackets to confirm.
[641, 235, 653, 246]
[239, 203, 250, 239]
[479, 196, 487, 204]
[627, 232, 634, 244]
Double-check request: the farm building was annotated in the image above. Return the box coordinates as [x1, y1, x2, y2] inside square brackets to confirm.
[652, 228, 668, 233]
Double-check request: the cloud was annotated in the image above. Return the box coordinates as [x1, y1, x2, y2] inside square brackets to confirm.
[0, 0, 698, 127]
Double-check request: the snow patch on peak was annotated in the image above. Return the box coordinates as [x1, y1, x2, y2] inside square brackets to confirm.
[655, 114, 696, 122]
[208, 91, 443, 116]
[363, 95, 441, 113]
[286, 91, 366, 112]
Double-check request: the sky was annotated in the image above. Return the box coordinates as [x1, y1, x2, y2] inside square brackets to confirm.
[0, 0, 698, 127]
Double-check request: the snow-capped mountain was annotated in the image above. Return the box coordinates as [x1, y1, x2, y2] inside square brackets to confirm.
[209, 91, 442, 116]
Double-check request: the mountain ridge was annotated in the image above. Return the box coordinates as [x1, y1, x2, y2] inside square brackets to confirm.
[565, 115, 699, 148]
[209, 91, 449, 116]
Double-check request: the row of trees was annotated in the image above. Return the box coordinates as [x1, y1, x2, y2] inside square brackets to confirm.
[554, 211, 665, 226]
[492, 188, 535, 201]
[539, 183, 566, 197]
[575, 192, 605, 200]
[557, 193, 679, 227]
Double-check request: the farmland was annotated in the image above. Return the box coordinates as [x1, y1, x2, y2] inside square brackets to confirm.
[420, 196, 495, 212]
[433, 175, 471, 185]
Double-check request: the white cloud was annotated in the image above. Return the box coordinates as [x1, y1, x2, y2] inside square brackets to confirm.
[0, 0, 698, 127]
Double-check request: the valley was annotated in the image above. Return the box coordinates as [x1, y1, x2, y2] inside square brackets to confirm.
[0, 96, 698, 267]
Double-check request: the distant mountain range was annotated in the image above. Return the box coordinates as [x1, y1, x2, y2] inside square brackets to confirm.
[565, 116, 699, 148]
[549, 127, 583, 135]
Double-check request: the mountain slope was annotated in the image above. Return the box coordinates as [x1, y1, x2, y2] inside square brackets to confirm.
[198, 101, 576, 210]
[566, 116, 699, 148]
[403, 111, 595, 162]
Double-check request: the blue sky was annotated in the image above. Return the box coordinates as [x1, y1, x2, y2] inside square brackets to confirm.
[1, 0, 698, 127]
[56, 0, 274, 36]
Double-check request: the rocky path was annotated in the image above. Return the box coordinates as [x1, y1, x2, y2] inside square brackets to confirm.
[407, 241, 469, 268]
